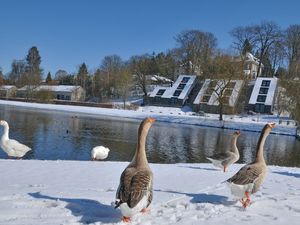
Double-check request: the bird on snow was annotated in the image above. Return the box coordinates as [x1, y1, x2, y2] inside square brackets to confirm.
[206, 130, 241, 172]
[115, 117, 155, 222]
[226, 123, 275, 208]
[0, 120, 32, 159]
[91, 146, 110, 160]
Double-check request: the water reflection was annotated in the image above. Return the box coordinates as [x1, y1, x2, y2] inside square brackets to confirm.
[0, 105, 299, 167]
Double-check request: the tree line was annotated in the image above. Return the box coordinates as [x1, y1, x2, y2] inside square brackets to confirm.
[0, 21, 299, 121]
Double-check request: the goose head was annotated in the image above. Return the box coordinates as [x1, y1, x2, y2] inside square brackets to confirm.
[264, 122, 276, 134]
[233, 130, 241, 137]
[138, 117, 156, 135]
[0, 120, 8, 127]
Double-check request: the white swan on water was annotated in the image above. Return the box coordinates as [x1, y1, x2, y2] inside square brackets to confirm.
[91, 146, 110, 160]
[0, 120, 32, 159]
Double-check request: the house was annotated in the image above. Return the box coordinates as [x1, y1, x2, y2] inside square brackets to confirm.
[0, 85, 17, 98]
[148, 75, 197, 107]
[17, 85, 86, 101]
[34, 85, 86, 101]
[248, 77, 278, 114]
[193, 79, 244, 114]
[243, 52, 264, 79]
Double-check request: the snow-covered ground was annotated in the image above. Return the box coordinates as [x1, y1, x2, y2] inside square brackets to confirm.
[1, 160, 300, 225]
[0, 100, 297, 136]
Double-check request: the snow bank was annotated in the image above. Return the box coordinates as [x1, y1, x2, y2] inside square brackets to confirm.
[0, 100, 297, 136]
[1, 160, 300, 225]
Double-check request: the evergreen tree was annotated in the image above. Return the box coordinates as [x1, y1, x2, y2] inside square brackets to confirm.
[0, 70, 4, 85]
[46, 72, 52, 83]
[77, 63, 88, 90]
[242, 39, 252, 55]
[25, 46, 42, 85]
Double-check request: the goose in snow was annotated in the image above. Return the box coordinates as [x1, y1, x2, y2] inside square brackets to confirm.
[226, 123, 275, 208]
[115, 117, 155, 222]
[91, 146, 110, 160]
[207, 130, 241, 172]
[0, 120, 32, 159]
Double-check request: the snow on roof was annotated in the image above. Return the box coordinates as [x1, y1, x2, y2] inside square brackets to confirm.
[249, 77, 278, 105]
[18, 85, 82, 92]
[35, 85, 81, 92]
[148, 86, 167, 97]
[193, 79, 244, 106]
[0, 85, 16, 90]
[151, 75, 173, 83]
[193, 79, 211, 104]
[161, 75, 196, 100]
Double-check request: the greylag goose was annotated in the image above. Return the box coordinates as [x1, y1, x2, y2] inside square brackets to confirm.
[0, 120, 32, 159]
[207, 130, 241, 172]
[226, 123, 275, 208]
[115, 117, 155, 222]
[91, 146, 110, 160]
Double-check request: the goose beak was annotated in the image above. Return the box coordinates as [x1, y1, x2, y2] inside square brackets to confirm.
[268, 122, 276, 129]
[236, 130, 241, 135]
[148, 118, 156, 123]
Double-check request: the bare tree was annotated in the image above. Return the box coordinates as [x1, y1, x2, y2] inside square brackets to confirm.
[100, 55, 123, 99]
[117, 67, 133, 109]
[175, 29, 217, 74]
[206, 54, 244, 121]
[285, 24, 300, 78]
[230, 26, 256, 56]
[128, 54, 153, 97]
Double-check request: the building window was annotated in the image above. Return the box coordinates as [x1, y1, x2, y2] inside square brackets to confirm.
[261, 80, 271, 87]
[226, 82, 236, 89]
[170, 97, 177, 104]
[177, 83, 186, 89]
[173, 90, 182, 97]
[201, 95, 210, 103]
[181, 77, 190, 83]
[257, 95, 266, 102]
[156, 89, 165, 96]
[65, 95, 71, 100]
[259, 87, 268, 94]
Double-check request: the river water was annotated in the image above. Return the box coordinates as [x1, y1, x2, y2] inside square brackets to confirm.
[0, 104, 299, 167]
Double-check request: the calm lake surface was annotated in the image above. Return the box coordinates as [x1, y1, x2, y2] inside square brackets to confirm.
[0, 104, 299, 167]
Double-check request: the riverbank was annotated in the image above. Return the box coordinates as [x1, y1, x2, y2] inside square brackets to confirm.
[0, 100, 297, 136]
[1, 159, 300, 225]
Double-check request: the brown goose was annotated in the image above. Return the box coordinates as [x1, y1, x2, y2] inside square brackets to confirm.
[207, 130, 241, 172]
[115, 117, 155, 222]
[226, 123, 275, 208]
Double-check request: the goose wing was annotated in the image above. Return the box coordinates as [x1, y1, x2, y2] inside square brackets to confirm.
[116, 168, 153, 208]
[227, 164, 263, 185]
[6, 139, 31, 154]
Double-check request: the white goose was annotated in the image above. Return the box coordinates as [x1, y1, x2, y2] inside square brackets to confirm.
[227, 123, 275, 208]
[0, 120, 32, 159]
[91, 146, 110, 160]
[115, 117, 155, 222]
[207, 130, 241, 172]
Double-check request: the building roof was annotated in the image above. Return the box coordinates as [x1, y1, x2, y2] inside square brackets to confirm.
[249, 77, 278, 106]
[193, 79, 244, 107]
[0, 85, 16, 90]
[18, 85, 82, 92]
[161, 75, 196, 100]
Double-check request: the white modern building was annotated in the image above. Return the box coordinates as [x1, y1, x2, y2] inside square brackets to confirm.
[148, 75, 197, 107]
[248, 77, 278, 113]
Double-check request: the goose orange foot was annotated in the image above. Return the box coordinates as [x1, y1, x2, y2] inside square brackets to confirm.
[122, 216, 131, 223]
[141, 208, 150, 214]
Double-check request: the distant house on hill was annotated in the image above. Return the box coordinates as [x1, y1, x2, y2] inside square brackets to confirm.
[193, 79, 244, 114]
[0, 85, 17, 98]
[242, 52, 264, 79]
[248, 77, 278, 114]
[17, 85, 85, 101]
[148, 75, 197, 107]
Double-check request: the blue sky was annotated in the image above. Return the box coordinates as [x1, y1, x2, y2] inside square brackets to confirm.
[0, 0, 300, 76]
